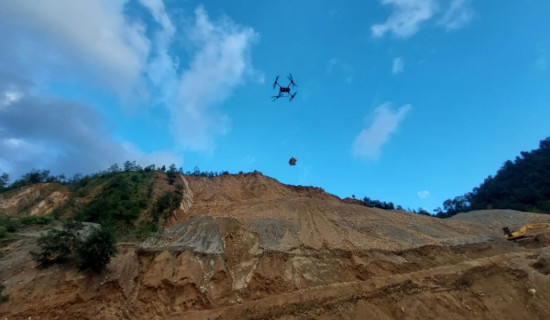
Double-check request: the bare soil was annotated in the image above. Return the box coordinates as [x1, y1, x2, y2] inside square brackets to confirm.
[1, 172, 550, 319]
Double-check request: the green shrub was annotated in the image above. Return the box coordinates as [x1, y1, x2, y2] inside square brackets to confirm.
[0, 216, 20, 233]
[76, 226, 117, 272]
[31, 220, 116, 273]
[76, 172, 152, 229]
[30, 221, 82, 265]
[0, 227, 6, 239]
[19, 215, 54, 225]
[152, 191, 182, 220]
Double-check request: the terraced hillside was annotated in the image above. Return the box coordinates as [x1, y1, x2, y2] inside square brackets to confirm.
[1, 172, 550, 319]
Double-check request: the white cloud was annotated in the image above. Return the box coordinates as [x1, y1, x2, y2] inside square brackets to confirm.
[171, 7, 258, 152]
[0, 2, 260, 156]
[1, 90, 23, 108]
[138, 0, 175, 37]
[371, 0, 438, 38]
[417, 190, 431, 199]
[122, 4, 260, 152]
[352, 103, 412, 160]
[0, 0, 150, 97]
[0, 86, 181, 178]
[121, 142, 180, 168]
[327, 58, 354, 83]
[392, 57, 404, 74]
[438, 0, 473, 30]
[371, 0, 473, 38]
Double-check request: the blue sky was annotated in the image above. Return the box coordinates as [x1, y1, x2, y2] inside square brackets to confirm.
[1, 0, 549, 212]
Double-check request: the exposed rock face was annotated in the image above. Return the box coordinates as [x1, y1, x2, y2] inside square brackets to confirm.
[163, 216, 225, 254]
[0, 183, 68, 216]
[2, 172, 550, 319]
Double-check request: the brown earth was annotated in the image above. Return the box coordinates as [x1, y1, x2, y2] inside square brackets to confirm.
[0, 183, 69, 217]
[2, 172, 550, 319]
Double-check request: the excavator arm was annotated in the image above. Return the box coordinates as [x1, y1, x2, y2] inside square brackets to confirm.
[503, 223, 550, 240]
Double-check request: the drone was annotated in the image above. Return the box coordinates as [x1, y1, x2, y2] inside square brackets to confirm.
[272, 74, 298, 102]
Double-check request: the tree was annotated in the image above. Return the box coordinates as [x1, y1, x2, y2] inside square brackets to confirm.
[70, 173, 83, 184]
[20, 169, 51, 184]
[167, 164, 178, 185]
[108, 163, 121, 173]
[123, 160, 136, 172]
[76, 226, 117, 272]
[442, 195, 470, 216]
[438, 136, 550, 216]
[32, 221, 116, 273]
[31, 220, 83, 265]
[0, 172, 9, 189]
[416, 207, 431, 216]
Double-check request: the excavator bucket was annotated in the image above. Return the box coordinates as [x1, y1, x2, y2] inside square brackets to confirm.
[503, 223, 550, 240]
[503, 227, 513, 238]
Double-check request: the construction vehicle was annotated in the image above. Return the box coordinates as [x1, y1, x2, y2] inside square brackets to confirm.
[503, 223, 550, 240]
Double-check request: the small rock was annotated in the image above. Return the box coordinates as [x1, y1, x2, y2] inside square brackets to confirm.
[400, 307, 405, 313]
[528, 288, 536, 296]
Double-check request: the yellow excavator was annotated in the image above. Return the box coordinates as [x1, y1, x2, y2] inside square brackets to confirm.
[503, 223, 550, 240]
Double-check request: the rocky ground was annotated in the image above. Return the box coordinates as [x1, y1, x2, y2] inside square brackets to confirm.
[1, 172, 550, 319]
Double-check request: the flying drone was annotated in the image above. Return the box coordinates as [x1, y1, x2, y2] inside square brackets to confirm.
[272, 74, 298, 102]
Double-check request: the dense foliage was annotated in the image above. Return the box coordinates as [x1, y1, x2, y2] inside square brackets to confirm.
[75, 171, 151, 227]
[0, 169, 65, 193]
[436, 137, 550, 217]
[31, 220, 116, 272]
[0, 172, 9, 191]
[31, 220, 83, 265]
[76, 226, 117, 272]
[359, 196, 396, 210]
[1, 161, 191, 240]
[469, 137, 550, 212]
[2, 161, 239, 271]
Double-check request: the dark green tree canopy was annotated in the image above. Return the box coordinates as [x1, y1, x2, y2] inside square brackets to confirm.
[438, 136, 550, 217]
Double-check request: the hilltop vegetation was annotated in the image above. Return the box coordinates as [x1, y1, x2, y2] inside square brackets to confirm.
[1, 161, 192, 272]
[2, 136, 550, 226]
[437, 136, 550, 217]
[0, 162, 237, 241]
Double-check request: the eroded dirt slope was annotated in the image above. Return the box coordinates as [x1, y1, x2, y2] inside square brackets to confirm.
[2, 172, 550, 319]
[0, 183, 69, 217]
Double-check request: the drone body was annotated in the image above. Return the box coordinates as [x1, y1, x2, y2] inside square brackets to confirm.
[272, 74, 298, 101]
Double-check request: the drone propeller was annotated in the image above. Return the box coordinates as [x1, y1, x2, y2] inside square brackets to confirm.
[272, 75, 280, 89]
[288, 74, 297, 87]
[271, 94, 281, 101]
[289, 91, 298, 102]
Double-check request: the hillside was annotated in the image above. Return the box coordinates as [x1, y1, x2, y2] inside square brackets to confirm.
[2, 172, 550, 319]
[438, 136, 550, 217]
